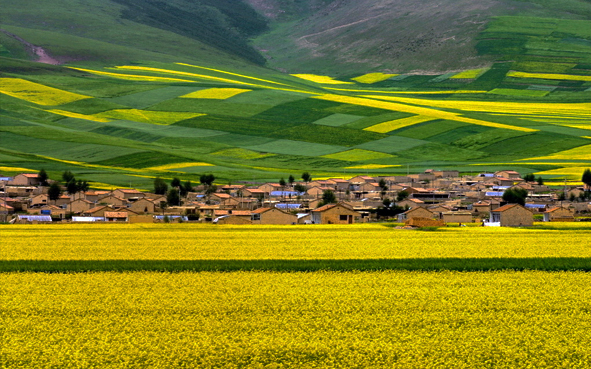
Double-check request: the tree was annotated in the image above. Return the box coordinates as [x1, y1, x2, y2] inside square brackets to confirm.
[523, 173, 535, 182]
[302, 172, 311, 183]
[38, 169, 49, 186]
[396, 190, 409, 202]
[321, 190, 337, 205]
[66, 180, 79, 195]
[205, 184, 218, 195]
[181, 180, 193, 197]
[502, 187, 528, 206]
[536, 176, 544, 186]
[582, 168, 591, 190]
[62, 170, 74, 184]
[279, 178, 286, 187]
[294, 183, 307, 193]
[48, 182, 62, 204]
[200, 174, 215, 187]
[288, 175, 295, 186]
[154, 177, 168, 195]
[171, 177, 181, 188]
[167, 188, 180, 206]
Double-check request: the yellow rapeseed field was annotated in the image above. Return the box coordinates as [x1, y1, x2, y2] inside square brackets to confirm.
[450, 68, 488, 79]
[291, 74, 354, 84]
[144, 162, 214, 171]
[180, 88, 251, 99]
[94, 109, 204, 125]
[364, 115, 436, 133]
[45, 109, 112, 122]
[68, 67, 195, 83]
[521, 143, 591, 161]
[3, 224, 591, 261]
[0, 78, 91, 106]
[322, 149, 394, 161]
[508, 71, 591, 82]
[314, 94, 537, 132]
[351, 72, 398, 84]
[2, 271, 591, 368]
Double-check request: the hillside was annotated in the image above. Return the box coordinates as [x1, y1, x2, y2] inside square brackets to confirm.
[0, 0, 590, 189]
[248, 0, 591, 75]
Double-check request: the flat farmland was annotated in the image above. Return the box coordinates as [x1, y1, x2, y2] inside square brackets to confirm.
[2, 224, 591, 368]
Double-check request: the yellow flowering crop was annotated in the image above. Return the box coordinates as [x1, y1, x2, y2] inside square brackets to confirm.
[364, 115, 436, 133]
[450, 68, 488, 79]
[68, 67, 195, 82]
[176, 63, 289, 86]
[2, 271, 591, 368]
[521, 144, 591, 161]
[94, 109, 204, 125]
[314, 94, 537, 132]
[345, 164, 399, 169]
[45, 109, 111, 122]
[180, 88, 251, 99]
[351, 73, 398, 84]
[0, 78, 91, 106]
[291, 74, 354, 84]
[508, 71, 591, 82]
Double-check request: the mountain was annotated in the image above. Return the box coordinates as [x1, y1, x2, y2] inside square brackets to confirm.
[0, 0, 590, 189]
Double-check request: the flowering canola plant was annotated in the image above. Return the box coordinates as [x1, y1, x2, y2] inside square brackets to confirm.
[0, 78, 91, 105]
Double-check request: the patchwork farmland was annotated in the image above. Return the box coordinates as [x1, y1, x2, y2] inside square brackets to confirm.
[1, 59, 590, 188]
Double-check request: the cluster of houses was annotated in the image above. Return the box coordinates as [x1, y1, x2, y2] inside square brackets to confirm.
[1, 169, 589, 227]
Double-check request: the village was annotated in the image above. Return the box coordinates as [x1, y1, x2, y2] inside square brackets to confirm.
[1, 169, 590, 227]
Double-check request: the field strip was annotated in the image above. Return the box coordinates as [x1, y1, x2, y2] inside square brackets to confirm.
[361, 95, 591, 116]
[325, 87, 488, 94]
[518, 143, 591, 161]
[313, 94, 537, 132]
[364, 115, 437, 133]
[111, 66, 259, 86]
[291, 74, 353, 84]
[68, 67, 195, 82]
[175, 63, 289, 86]
[0, 78, 92, 105]
[145, 162, 214, 171]
[508, 71, 591, 82]
[45, 109, 111, 122]
[180, 88, 251, 99]
[351, 73, 399, 84]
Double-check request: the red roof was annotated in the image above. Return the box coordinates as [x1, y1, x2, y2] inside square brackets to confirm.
[104, 212, 129, 218]
[22, 173, 40, 178]
[312, 204, 337, 212]
[492, 204, 521, 212]
[252, 207, 272, 214]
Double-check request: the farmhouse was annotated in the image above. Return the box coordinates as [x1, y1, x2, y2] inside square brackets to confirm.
[489, 204, 533, 227]
[9, 173, 41, 187]
[250, 207, 297, 225]
[104, 211, 129, 222]
[398, 207, 435, 222]
[442, 211, 473, 224]
[311, 203, 363, 224]
[543, 206, 575, 222]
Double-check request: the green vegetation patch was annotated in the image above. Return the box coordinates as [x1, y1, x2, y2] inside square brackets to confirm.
[355, 135, 428, 154]
[225, 89, 308, 106]
[150, 98, 272, 117]
[244, 140, 345, 157]
[176, 115, 302, 136]
[450, 129, 532, 151]
[488, 88, 549, 97]
[426, 126, 493, 145]
[109, 86, 203, 109]
[211, 148, 275, 160]
[345, 112, 416, 130]
[397, 143, 487, 162]
[90, 126, 162, 143]
[54, 98, 127, 115]
[267, 125, 386, 147]
[94, 151, 191, 169]
[313, 113, 363, 127]
[253, 98, 340, 123]
[394, 120, 467, 139]
[322, 149, 394, 161]
[481, 132, 590, 157]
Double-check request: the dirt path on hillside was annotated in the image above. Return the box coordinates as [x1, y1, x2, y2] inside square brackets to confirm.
[1, 29, 61, 65]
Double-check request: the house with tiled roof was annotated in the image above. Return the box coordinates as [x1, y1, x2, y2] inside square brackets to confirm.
[397, 207, 435, 222]
[112, 188, 145, 200]
[488, 204, 533, 227]
[311, 203, 363, 224]
[9, 173, 41, 187]
[250, 207, 297, 225]
[543, 206, 575, 222]
[104, 211, 130, 222]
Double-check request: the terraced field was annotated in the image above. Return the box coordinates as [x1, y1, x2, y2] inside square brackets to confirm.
[1, 57, 590, 187]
